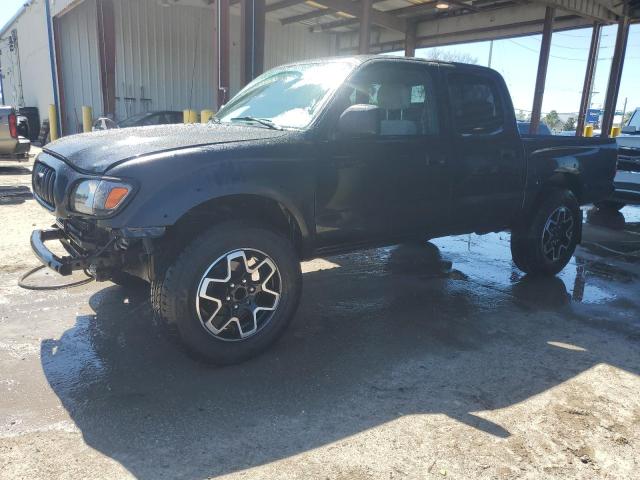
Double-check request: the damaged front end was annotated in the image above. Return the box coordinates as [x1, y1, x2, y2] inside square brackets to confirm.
[30, 152, 164, 281]
[31, 218, 164, 280]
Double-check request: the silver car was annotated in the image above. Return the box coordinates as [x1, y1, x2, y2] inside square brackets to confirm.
[0, 105, 31, 159]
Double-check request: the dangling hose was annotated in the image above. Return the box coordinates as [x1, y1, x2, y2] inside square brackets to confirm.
[18, 265, 94, 291]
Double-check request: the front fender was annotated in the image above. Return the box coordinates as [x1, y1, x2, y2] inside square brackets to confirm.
[98, 144, 315, 240]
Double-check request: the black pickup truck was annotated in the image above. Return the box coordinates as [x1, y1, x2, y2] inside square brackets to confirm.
[30, 56, 617, 364]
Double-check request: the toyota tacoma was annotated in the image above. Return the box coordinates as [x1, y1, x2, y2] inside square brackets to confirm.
[30, 56, 617, 364]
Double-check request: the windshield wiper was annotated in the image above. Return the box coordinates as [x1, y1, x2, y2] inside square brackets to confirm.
[230, 116, 283, 130]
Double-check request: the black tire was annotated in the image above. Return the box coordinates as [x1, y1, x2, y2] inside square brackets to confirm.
[511, 189, 581, 276]
[158, 222, 302, 364]
[594, 200, 626, 211]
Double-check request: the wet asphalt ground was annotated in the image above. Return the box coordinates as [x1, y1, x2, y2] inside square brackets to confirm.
[1, 158, 639, 479]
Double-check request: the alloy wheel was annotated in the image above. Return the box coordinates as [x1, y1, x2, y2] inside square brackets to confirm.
[196, 249, 281, 341]
[541, 206, 574, 263]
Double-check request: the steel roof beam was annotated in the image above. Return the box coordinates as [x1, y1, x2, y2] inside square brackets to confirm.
[281, 7, 338, 24]
[315, 0, 406, 31]
[266, 0, 308, 12]
[311, 17, 359, 31]
[297, 0, 475, 31]
[531, 0, 618, 22]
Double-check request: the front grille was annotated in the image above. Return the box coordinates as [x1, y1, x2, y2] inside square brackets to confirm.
[32, 161, 56, 209]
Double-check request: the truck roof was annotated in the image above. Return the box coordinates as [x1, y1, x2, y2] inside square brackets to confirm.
[277, 55, 495, 73]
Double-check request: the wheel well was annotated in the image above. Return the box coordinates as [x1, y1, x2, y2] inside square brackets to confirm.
[547, 172, 582, 203]
[162, 195, 304, 257]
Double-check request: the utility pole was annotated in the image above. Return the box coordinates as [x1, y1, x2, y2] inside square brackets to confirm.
[620, 97, 628, 127]
[487, 40, 493, 68]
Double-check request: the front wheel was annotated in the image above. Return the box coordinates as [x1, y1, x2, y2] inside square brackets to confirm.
[158, 222, 302, 364]
[511, 189, 581, 276]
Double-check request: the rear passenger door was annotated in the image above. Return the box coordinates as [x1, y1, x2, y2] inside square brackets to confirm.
[315, 61, 451, 248]
[443, 68, 525, 232]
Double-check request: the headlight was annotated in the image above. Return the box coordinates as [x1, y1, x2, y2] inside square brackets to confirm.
[71, 179, 132, 216]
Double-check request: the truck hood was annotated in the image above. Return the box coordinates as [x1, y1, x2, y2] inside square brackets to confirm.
[43, 123, 288, 174]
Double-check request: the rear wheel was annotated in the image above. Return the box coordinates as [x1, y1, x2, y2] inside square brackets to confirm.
[158, 222, 302, 364]
[511, 189, 580, 276]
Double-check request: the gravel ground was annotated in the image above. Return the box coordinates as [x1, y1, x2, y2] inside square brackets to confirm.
[1, 154, 639, 479]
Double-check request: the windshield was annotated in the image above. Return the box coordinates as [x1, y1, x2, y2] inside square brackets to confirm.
[215, 60, 356, 129]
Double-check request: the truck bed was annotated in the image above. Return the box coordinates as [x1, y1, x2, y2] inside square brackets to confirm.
[520, 134, 618, 206]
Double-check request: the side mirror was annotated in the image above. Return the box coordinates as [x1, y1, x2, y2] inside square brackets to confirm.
[621, 125, 637, 134]
[337, 104, 380, 137]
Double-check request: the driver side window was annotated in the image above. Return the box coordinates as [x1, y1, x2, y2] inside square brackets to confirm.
[342, 63, 438, 136]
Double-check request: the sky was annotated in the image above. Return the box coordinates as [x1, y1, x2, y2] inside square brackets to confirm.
[1, 0, 638, 117]
[0, 0, 26, 31]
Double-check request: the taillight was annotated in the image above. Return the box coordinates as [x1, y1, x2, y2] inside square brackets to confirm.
[8, 113, 18, 139]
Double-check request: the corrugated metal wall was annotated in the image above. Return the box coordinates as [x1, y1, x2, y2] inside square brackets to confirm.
[54, 0, 336, 129]
[229, 14, 337, 98]
[0, 0, 55, 116]
[113, 0, 216, 120]
[264, 19, 336, 70]
[57, 0, 102, 134]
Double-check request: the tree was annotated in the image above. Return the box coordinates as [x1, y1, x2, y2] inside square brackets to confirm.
[425, 48, 478, 65]
[563, 117, 576, 131]
[516, 110, 529, 122]
[622, 111, 633, 127]
[542, 110, 562, 132]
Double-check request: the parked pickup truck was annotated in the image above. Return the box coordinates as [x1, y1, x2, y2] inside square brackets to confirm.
[594, 109, 640, 211]
[0, 105, 30, 159]
[30, 57, 617, 364]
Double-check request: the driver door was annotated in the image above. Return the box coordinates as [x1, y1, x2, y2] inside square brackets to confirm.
[314, 61, 451, 249]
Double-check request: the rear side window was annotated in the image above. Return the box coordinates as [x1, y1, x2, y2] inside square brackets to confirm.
[447, 73, 504, 135]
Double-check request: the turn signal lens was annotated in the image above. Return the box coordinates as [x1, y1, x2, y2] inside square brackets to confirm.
[104, 187, 130, 209]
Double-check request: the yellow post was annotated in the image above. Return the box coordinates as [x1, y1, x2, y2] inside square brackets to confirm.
[611, 126, 621, 137]
[48, 104, 59, 141]
[201, 109, 214, 123]
[183, 109, 198, 124]
[584, 124, 593, 137]
[82, 106, 93, 133]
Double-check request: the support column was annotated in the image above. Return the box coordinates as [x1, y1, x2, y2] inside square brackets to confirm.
[97, 0, 116, 117]
[576, 22, 601, 136]
[216, 0, 230, 108]
[52, 16, 66, 135]
[600, 16, 630, 138]
[241, 0, 265, 87]
[358, 0, 372, 54]
[529, 6, 554, 135]
[405, 21, 416, 57]
[44, 0, 61, 138]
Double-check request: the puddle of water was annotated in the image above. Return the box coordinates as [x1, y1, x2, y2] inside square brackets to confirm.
[432, 232, 627, 306]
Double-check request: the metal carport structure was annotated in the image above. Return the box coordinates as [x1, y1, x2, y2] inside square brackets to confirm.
[44, 0, 639, 137]
[217, 0, 640, 137]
